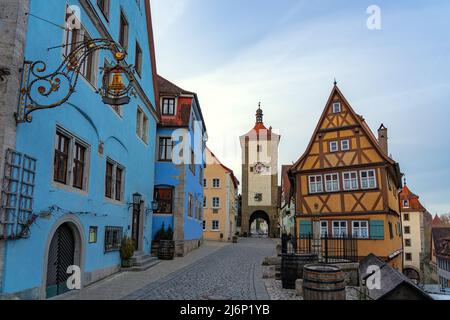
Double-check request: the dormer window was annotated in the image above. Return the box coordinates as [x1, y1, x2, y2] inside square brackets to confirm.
[162, 98, 175, 115]
[333, 102, 341, 113]
[403, 200, 409, 208]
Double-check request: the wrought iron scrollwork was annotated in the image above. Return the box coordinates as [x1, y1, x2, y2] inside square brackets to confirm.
[16, 38, 135, 123]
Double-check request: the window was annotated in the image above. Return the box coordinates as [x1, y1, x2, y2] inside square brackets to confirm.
[352, 221, 369, 239]
[119, 10, 129, 50]
[54, 131, 70, 184]
[405, 239, 412, 247]
[343, 172, 358, 190]
[190, 149, 195, 174]
[159, 137, 173, 161]
[329, 141, 339, 152]
[403, 200, 409, 208]
[213, 179, 220, 188]
[135, 41, 142, 76]
[360, 170, 376, 189]
[255, 193, 263, 202]
[341, 139, 350, 151]
[97, 0, 110, 20]
[388, 222, 394, 239]
[105, 159, 125, 201]
[104, 226, 123, 252]
[332, 221, 347, 237]
[404, 226, 411, 234]
[89, 226, 98, 244]
[203, 220, 206, 230]
[309, 175, 323, 193]
[405, 253, 412, 261]
[325, 173, 339, 192]
[188, 194, 193, 217]
[73, 142, 86, 189]
[257, 145, 262, 153]
[212, 197, 220, 209]
[404, 213, 410, 221]
[203, 197, 207, 208]
[154, 187, 173, 214]
[332, 102, 341, 113]
[136, 107, 149, 143]
[203, 179, 207, 188]
[212, 220, 219, 231]
[162, 98, 175, 115]
[54, 129, 89, 190]
[320, 221, 328, 237]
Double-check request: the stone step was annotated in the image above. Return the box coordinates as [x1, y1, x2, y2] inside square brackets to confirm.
[131, 253, 153, 264]
[127, 257, 161, 272]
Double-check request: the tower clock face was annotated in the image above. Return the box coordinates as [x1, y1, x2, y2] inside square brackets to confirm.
[254, 162, 267, 174]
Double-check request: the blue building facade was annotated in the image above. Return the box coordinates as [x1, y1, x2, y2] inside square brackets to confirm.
[0, 0, 159, 299]
[153, 76, 207, 256]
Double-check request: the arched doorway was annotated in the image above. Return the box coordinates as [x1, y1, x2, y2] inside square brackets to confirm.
[249, 211, 270, 237]
[403, 267, 421, 285]
[45, 222, 81, 298]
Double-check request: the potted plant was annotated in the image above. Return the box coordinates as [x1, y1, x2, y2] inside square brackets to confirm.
[120, 236, 135, 268]
[232, 234, 238, 243]
[158, 224, 175, 260]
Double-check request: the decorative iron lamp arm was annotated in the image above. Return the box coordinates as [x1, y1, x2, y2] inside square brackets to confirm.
[16, 38, 135, 123]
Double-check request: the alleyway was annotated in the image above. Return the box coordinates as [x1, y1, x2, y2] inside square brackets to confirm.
[61, 238, 276, 300]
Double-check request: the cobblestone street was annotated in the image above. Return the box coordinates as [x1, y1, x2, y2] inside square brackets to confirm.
[125, 238, 276, 300]
[61, 238, 276, 300]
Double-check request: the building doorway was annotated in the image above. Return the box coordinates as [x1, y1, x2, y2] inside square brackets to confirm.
[46, 223, 77, 298]
[131, 203, 142, 251]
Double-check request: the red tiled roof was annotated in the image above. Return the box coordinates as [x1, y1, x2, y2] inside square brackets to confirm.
[400, 185, 425, 211]
[206, 147, 239, 189]
[432, 214, 443, 226]
[157, 75, 193, 95]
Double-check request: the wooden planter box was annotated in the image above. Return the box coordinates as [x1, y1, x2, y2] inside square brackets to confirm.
[151, 241, 159, 257]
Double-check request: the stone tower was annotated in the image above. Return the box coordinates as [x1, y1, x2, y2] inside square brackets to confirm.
[239, 104, 280, 237]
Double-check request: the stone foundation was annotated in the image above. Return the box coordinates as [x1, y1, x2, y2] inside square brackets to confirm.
[175, 239, 203, 257]
[333, 262, 360, 286]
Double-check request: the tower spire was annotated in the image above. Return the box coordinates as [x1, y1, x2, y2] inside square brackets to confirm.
[256, 102, 263, 123]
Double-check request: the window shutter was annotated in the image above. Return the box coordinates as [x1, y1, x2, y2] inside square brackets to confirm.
[370, 220, 384, 240]
[299, 220, 312, 236]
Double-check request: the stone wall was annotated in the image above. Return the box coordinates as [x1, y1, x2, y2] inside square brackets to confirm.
[0, 0, 29, 293]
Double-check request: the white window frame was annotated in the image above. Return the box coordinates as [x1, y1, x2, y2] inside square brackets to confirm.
[212, 220, 220, 231]
[212, 178, 220, 188]
[325, 173, 340, 192]
[332, 221, 348, 237]
[203, 197, 207, 208]
[136, 107, 149, 144]
[360, 169, 377, 189]
[352, 220, 369, 239]
[320, 221, 328, 237]
[329, 141, 339, 152]
[212, 197, 220, 209]
[403, 200, 409, 208]
[105, 158, 125, 202]
[341, 139, 350, 151]
[342, 171, 359, 191]
[203, 178, 207, 188]
[308, 175, 323, 194]
[161, 97, 176, 115]
[332, 102, 341, 113]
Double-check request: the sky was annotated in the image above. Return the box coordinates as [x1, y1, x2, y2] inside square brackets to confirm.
[150, 0, 450, 216]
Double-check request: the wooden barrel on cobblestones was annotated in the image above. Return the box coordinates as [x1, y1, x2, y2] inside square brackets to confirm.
[302, 264, 346, 300]
[158, 240, 175, 260]
[281, 253, 318, 289]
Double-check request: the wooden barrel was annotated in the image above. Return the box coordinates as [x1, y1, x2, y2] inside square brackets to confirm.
[281, 253, 318, 289]
[158, 240, 175, 260]
[302, 264, 346, 300]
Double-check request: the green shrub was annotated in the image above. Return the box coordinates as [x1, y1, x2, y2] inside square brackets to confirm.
[120, 236, 135, 261]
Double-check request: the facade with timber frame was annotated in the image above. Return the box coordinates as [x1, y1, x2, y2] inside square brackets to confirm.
[290, 84, 404, 270]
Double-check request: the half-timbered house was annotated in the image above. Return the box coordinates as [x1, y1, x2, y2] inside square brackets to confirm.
[290, 84, 404, 270]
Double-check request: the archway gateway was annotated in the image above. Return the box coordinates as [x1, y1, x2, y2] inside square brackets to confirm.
[249, 211, 271, 237]
[45, 222, 81, 298]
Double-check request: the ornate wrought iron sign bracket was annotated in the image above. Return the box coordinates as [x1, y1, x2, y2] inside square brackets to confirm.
[15, 38, 136, 123]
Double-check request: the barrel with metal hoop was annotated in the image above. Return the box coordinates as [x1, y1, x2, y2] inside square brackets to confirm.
[302, 264, 346, 300]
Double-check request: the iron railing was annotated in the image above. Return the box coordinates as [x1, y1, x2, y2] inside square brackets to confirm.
[281, 233, 359, 264]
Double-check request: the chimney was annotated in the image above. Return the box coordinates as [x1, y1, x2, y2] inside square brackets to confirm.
[378, 124, 388, 156]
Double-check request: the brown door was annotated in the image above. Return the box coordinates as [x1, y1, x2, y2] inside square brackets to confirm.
[131, 205, 140, 250]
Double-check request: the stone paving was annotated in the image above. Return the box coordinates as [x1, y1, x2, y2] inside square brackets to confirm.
[61, 238, 276, 300]
[124, 237, 276, 300]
